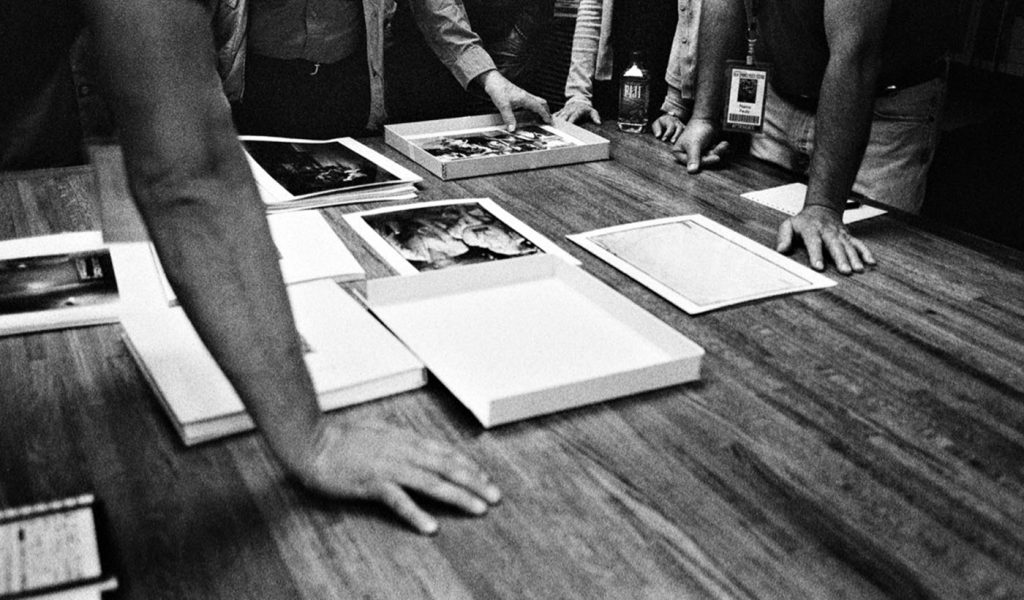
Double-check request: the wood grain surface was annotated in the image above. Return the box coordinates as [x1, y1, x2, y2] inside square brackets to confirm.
[1, 123, 1022, 600]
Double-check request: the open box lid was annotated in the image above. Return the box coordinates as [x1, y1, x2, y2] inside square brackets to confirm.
[362, 255, 704, 427]
[384, 114, 610, 180]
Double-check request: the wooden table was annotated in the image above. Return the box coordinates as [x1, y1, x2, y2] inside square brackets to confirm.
[2, 124, 1022, 600]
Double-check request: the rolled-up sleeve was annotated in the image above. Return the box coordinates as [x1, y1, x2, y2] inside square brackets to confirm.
[409, 0, 496, 87]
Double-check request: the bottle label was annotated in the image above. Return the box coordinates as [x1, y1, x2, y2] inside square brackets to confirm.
[622, 82, 645, 101]
[618, 78, 649, 127]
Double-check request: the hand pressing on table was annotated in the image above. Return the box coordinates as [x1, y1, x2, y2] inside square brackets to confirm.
[291, 421, 502, 535]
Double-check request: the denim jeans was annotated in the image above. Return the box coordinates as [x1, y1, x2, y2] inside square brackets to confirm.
[750, 77, 946, 214]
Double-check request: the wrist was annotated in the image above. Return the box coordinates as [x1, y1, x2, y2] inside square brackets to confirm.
[565, 95, 592, 107]
[277, 421, 330, 490]
[802, 202, 844, 217]
[474, 69, 502, 93]
[687, 116, 719, 128]
[661, 108, 685, 121]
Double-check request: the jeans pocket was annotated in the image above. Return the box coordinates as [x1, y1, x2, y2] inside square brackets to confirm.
[872, 78, 945, 123]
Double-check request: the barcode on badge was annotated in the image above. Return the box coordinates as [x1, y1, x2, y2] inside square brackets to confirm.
[727, 113, 761, 125]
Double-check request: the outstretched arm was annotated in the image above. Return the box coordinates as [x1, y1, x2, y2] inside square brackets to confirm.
[409, 0, 551, 129]
[776, 0, 885, 274]
[81, 0, 499, 534]
[555, 0, 604, 125]
[672, 0, 744, 171]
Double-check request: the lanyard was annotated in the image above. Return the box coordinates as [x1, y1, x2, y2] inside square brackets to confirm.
[722, 0, 769, 133]
[742, 0, 759, 65]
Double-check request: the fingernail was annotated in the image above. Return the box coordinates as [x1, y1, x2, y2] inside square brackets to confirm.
[484, 485, 502, 504]
[471, 499, 488, 515]
[814, 261, 824, 270]
[422, 520, 439, 536]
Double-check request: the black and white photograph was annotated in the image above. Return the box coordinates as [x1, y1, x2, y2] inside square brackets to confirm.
[5, 0, 1024, 595]
[243, 138, 400, 197]
[737, 76, 759, 104]
[413, 125, 576, 162]
[385, 114, 610, 179]
[345, 198, 580, 275]
[0, 250, 119, 315]
[359, 202, 539, 271]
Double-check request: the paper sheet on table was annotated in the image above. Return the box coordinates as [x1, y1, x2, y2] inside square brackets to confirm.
[741, 183, 887, 224]
[568, 215, 835, 314]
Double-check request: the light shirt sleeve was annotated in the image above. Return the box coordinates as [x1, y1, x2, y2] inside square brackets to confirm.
[408, 0, 497, 88]
[661, 0, 700, 114]
[563, 0, 603, 104]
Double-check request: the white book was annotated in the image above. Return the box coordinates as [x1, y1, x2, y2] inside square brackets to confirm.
[150, 210, 365, 307]
[121, 280, 426, 446]
[90, 144, 366, 306]
[241, 136, 422, 211]
[0, 233, 167, 337]
[269, 210, 365, 285]
[362, 255, 704, 427]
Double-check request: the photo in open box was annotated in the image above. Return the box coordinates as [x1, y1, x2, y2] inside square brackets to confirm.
[0, 250, 119, 315]
[243, 139, 400, 197]
[347, 198, 580, 274]
[411, 125, 578, 162]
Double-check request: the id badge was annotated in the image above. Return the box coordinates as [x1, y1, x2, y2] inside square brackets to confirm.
[722, 60, 770, 133]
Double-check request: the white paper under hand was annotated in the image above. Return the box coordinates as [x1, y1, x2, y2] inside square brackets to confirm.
[741, 183, 887, 224]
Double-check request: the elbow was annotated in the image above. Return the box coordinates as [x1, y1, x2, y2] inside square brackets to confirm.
[125, 122, 252, 218]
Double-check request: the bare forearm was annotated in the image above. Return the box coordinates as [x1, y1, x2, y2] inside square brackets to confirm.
[807, 0, 889, 212]
[691, 0, 744, 121]
[83, 0, 322, 476]
[134, 159, 322, 474]
[804, 57, 879, 212]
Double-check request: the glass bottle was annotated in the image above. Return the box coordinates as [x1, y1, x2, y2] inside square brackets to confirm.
[617, 51, 649, 133]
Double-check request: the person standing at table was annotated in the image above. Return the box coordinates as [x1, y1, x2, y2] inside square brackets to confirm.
[385, 0, 556, 125]
[675, 0, 956, 275]
[554, 0, 700, 146]
[1, 0, 500, 535]
[224, 0, 552, 138]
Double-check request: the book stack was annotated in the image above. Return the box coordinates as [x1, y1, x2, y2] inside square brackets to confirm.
[121, 279, 427, 445]
[242, 136, 422, 211]
[151, 210, 367, 307]
[91, 143, 367, 298]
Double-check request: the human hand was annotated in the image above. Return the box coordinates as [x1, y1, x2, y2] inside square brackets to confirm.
[476, 70, 551, 131]
[295, 422, 501, 535]
[651, 113, 684, 144]
[776, 205, 877, 274]
[554, 99, 602, 125]
[671, 118, 730, 173]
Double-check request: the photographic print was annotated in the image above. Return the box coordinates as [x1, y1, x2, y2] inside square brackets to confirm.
[243, 138, 400, 197]
[385, 114, 610, 179]
[737, 77, 759, 104]
[345, 198, 580, 275]
[411, 125, 577, 162]
[0, 250, 119, 316]
[568, 215, 835, 314]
